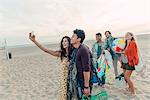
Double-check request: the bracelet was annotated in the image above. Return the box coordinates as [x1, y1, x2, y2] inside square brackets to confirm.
[84, 86, 90, 89]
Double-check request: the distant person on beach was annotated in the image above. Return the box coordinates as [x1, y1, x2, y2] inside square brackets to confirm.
[104, 31, 120, 77]
[29, 32, 73, 100]
[118, 32, 139, 96]
[91, 33, 105, 87]
[70, 29, 92, 99]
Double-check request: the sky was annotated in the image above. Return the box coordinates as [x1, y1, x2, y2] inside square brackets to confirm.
[0, 0, 150, 46]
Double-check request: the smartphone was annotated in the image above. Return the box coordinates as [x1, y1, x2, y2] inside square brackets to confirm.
[30, 31, 35, 36]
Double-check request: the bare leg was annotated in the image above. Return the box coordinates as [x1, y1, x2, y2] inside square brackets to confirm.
[124, 70, 135, 94]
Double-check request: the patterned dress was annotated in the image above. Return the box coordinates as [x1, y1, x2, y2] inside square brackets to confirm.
[58, 49, 78, 100]
[58, 58, 68, 100]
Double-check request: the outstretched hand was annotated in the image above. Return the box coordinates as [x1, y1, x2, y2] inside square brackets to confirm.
[29, 32, 36, 42]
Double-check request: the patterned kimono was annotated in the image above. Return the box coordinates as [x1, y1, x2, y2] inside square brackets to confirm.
[67, 49, 80, 100]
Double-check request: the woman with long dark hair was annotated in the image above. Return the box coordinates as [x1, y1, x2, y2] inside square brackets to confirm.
[29, 33, 73, 100]
[119, 32, 139, 97]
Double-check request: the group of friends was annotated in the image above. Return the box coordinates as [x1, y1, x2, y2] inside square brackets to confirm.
[29, 29, 139, 100]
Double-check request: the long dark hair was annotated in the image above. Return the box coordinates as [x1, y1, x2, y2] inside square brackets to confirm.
[123, 40, 128, 50]
[123, 32, 135, 50]
[60, 36, 73, 61]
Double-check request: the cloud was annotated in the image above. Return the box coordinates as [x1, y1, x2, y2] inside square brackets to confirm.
[0, 0, 150, 46]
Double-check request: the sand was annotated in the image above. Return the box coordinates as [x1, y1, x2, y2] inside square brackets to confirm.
[0, 34, 150, 100]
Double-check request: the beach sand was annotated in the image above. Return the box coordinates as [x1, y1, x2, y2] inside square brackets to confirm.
[0, 34, 150, 100]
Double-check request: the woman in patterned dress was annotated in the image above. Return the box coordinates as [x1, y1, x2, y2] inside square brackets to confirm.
[29, 32, 73, 100]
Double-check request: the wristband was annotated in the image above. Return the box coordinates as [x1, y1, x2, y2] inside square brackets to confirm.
[84, 86, 90, 89]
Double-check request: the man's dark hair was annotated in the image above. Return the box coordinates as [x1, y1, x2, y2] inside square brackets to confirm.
[105, 31, 111, 35]
[96, 33, 102, 37]
[73, 29, 85, 43]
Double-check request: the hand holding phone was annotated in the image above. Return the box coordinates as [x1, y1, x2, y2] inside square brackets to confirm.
[29, 31, 36, 42]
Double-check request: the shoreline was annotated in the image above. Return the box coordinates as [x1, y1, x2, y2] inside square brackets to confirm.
[1, 33, 150, 49]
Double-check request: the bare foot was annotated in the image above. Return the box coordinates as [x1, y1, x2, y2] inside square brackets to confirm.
[125, 87, 131, 92]
[129, 93, 136, 98]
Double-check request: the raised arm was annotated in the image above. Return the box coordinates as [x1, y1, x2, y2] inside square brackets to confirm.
[29, 33, 61, 57]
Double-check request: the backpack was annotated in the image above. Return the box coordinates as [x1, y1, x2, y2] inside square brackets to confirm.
[87, 47, 100, 85]
[83, 44, 99, 84]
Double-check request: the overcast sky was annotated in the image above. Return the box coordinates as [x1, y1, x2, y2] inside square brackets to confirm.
[0, 0, 150, 46]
